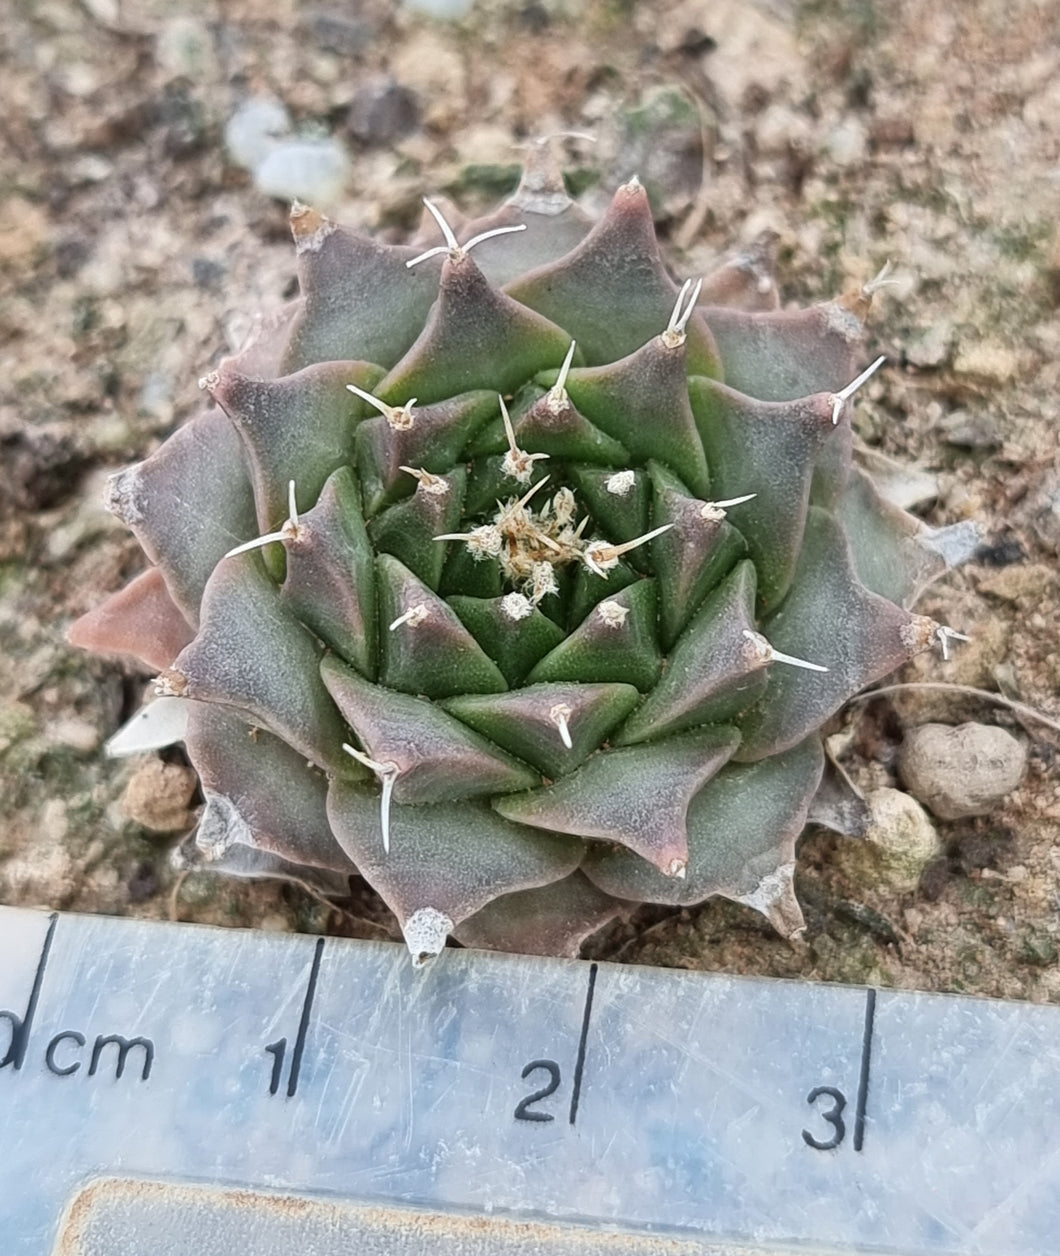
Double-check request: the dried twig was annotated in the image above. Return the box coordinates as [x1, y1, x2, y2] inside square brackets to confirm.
[847, 682, 1060, 737]
[673, 88, 717, 253]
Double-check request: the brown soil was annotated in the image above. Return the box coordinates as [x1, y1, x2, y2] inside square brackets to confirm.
[2, 0, 1058, 1000]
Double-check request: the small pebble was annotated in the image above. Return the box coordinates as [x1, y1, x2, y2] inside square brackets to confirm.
[156, 17, 218, 82]
[157, 84, 209, 158]
[253, 138, 350, 207]
[863, 787, 942, 893]
[81, 0, 120, 25]
[224, 97, 292, 172]
[69, 154, 115, 184]
[938, 409, 1002, 448]
[927, 519, 982, 569]
[824, 117, 868, 167]
[307, 12, 375, 55]
[46, 717, 103, 755]
[40, 798, 70, 845]
[952, 341, 1021, 386]
[122, 759, 199, 833]
[977, 562, 1057, 603]
[347, 78, 420, 146]
[402, 0, 476, 17]
[899, 723, 1028, 820]
[191, 257, 225, 291]
[138, 369, 177, 424]
[832, 785, 942, 895]
[906, 321, 954, 369]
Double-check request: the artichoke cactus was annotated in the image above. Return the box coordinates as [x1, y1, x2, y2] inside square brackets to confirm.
[71, 152, 961, 966]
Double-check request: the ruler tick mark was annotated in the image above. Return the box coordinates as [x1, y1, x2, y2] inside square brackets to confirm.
[0, 912, 57, 1071]
[266, 937, 325, 1097]
[853, 987, 877, 1152]
[288, 937, 326, 1097]
[568, 962, 598, 1126]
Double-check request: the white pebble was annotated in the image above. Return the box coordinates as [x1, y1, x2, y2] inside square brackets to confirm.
[402, 0, 476, 16]
[224, 98, 292, 172]
[253, 139, 351, 208]
[824, 117, 868, 167]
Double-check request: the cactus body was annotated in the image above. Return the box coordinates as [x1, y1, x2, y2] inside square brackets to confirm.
[72, 161, 954, 965]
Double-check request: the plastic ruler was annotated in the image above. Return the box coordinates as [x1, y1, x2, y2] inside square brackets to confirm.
[2, 904, 1058, 1255]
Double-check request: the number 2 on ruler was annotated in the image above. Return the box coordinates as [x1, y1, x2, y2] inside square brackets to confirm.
[513, 964, 597, 1126]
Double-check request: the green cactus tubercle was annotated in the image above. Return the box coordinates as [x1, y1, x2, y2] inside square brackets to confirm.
[72, 162, 956, 966]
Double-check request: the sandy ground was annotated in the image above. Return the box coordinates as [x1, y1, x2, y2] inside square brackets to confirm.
[2, 0, 1059, 999]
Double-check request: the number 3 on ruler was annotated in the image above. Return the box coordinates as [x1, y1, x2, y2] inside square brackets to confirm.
[803, 1086, 847, 1150]
[802, 988, 877, 1153]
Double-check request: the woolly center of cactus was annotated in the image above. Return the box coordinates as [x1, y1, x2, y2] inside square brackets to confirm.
[447, 480, 586, 588]
[438, 471, 672, 605]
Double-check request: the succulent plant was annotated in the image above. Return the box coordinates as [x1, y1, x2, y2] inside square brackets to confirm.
[71, 151, 964, 966]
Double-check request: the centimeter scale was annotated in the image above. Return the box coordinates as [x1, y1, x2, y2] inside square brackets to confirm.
[2, 905, 1059, 1255]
